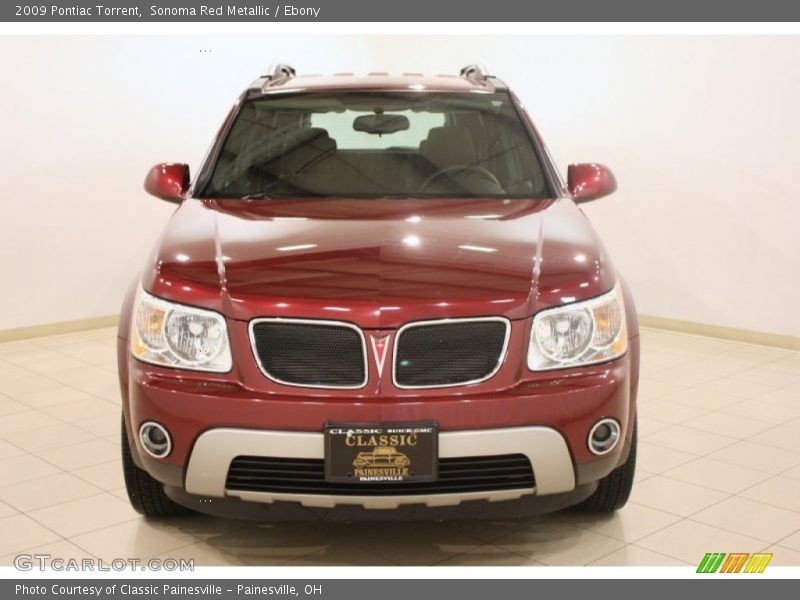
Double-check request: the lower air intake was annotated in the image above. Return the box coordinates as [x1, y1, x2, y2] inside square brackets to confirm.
[226, 454, 534, 496]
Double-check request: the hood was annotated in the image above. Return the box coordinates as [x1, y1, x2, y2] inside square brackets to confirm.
[143, 197, 615, 328]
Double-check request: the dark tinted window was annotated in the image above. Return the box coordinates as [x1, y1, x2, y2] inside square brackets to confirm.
[202, 92, 550, 199]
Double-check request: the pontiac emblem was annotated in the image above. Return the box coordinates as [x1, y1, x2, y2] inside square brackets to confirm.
[370, 334, 391, 377]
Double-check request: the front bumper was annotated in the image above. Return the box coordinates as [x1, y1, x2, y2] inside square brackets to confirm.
[185, 426, 574, 509]
[121, 336, 637, 510]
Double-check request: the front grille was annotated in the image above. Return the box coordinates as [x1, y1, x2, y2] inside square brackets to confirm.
[226, 454, 534, 496]
[394, 319, 510, 387]
[250, 320, 366, 388]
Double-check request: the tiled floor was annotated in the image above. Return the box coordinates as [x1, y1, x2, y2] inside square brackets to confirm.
[1, 326, 799, 566]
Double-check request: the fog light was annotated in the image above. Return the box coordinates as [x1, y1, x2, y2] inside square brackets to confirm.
[139, 422, 172, 458]
[588, 418, 620, 455]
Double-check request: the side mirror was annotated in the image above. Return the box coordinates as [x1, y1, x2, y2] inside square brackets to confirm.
[567, 163, 617, 203]
[144, 163, 190, 203]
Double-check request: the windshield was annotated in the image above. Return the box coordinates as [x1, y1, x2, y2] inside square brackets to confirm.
[201, 92, 551, 199]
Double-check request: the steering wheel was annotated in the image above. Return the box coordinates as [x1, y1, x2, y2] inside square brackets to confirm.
[420, 165, 503, 193]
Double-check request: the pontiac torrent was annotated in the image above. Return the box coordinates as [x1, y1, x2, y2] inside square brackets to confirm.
[119, 64, 639, 517]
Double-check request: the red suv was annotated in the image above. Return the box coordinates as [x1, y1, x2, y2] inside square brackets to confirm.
[119, 64, 639, 517]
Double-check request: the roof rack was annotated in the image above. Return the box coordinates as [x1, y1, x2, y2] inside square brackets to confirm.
[260, 63, 296, 91]
[459, 63, 491, 83]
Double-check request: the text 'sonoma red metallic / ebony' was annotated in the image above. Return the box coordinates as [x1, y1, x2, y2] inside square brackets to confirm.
[119, 64, 639, 517]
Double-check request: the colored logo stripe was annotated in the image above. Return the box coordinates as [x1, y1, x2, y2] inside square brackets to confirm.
[697, 553, 726, 573]
[720, 553, 749, 573]
[744, 553, 773, 573]
[696, 552, 773, 573]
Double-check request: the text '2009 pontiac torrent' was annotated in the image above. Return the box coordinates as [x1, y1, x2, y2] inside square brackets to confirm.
[119, 64, 639, 518]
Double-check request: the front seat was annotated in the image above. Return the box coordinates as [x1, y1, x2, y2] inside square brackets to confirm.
[419, 126, 478, 170]
[418, 126, 503, 195]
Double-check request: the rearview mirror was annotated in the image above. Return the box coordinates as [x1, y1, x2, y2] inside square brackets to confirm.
[353, 113, 410, 135]
[144, 163, 190, 203]
[568, 163, 617, 203]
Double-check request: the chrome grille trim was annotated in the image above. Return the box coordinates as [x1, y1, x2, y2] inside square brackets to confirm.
[392, 316, 512, 389]
[248, 317, 368, 390]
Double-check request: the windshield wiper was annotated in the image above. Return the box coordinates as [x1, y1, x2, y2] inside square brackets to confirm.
[240, 192, 274, 200]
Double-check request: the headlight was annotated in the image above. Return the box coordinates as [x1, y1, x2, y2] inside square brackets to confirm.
[527, 282, 628, 371]
[130, 286, 232, 372]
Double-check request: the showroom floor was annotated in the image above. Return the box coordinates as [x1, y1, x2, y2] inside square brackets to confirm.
[1, 326, 799, 567]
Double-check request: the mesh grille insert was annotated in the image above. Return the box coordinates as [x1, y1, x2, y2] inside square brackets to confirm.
[251, 321, 365, 387]
[395, 319, 509, 387]
[226, 454, 534, 496]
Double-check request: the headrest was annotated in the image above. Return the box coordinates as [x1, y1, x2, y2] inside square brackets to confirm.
[278, 127, 337, 175]
[420, 126, 478, 168]
[283, 127, 335, 154]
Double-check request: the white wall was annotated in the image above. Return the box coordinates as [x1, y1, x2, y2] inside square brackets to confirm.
[1, 35, 798, 336]
[0, 36, 374, 331]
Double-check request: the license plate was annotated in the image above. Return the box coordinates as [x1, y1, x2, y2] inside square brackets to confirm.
[324, 423, 438, 483]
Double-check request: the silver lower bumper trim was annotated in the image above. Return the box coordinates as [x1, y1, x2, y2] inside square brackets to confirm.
[185, 426, 575, 509]
[231, 488, 532, 510]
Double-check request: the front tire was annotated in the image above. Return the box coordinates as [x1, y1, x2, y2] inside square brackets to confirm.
[574, 418, 637, 513]
[121, 416, 192, 517]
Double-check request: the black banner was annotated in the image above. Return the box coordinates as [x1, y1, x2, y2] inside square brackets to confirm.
[4, 579, 799, 600]
[4, 0, 800, 22]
